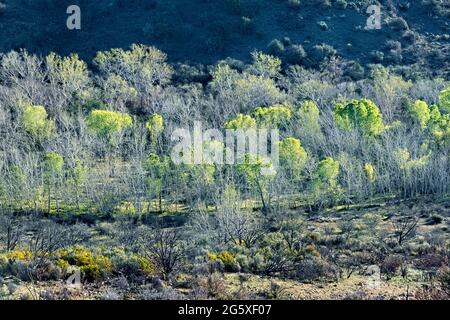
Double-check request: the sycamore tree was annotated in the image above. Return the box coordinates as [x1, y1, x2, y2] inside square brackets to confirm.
[295, 100, 324, 152]
[46, 53, 89, 113]
[426, 105, 450, 147]
[69, 159, 89, 212]
[408, 100, 431, 129]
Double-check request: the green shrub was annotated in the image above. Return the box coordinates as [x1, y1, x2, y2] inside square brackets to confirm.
[56, 246, 112, 281]
[285, 44, 307, 65]
[207, 251, 239, 272]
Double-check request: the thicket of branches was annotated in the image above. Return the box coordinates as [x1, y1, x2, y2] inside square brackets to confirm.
[0, 45, 448, 218]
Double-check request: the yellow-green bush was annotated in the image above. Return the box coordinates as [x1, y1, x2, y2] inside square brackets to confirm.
[56, 246, 111, 281]
[7, 249, 33, 262]
[207, 251, 237, 270]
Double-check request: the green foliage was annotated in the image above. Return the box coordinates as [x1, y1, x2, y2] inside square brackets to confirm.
[70, 159, 88, 187]
[408, 100, 431, 129]
[208, 251, 238, 271]
[296, 100, 321, 136]
[94, 44, 173, 87]
[427, 105, 450, 145]
[334, 99, 384, 136]
[146, 114, 164, 134]
[254, 104, 292, 128]
[394, 148, 430, 170]
[234, 74, 284, 107]
[315, 157, 340, 186]
[146, 113, 164, 142]
[279, 137, 307, 179]
[224, 114, 257, 129]
[113, 201, 137, 217]
[56, 246, 111, 281]
[21, 105, 55, 141]
[7, 249, 33, 262]
[86, 109, 133, 139]
[363, 163, 376, 183]
[145, 153, 171, 212]
[438, 87, 450, 113]
[43, 152, 64, 177]
[237, 153, 275, 211]
[249, 51, 282, 78]
[46, 53, 89, 93]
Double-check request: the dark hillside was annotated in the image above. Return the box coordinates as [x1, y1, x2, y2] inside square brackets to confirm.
[0, 0, 448, 76]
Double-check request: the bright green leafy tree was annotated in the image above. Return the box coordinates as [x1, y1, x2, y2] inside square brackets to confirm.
[224, 114, 257, 129]
[21, 105, 55, 142]
[438, 86, 450, 113]
[311, 157, 341, 209]
[237, 153, 275, 213]
[43, 152, 64, 214]
[278, 137, 307, 180]
[334, 99, 384, 136]
[254, 104, 292, 128]
[86, 109, 133, 143]
[146, 114, 164, 149]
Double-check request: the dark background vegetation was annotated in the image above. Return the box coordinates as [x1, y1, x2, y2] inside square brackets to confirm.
[0, 0, 449, 75]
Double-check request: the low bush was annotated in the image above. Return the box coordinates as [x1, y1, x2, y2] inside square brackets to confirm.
[56, 246, 112, 281]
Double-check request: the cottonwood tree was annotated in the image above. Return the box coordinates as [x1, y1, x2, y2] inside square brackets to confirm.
[21, 105, 55, 144]
[42, 152, 64, 214]
[237, 154, 276, 213]
[334, 98, 384, 137]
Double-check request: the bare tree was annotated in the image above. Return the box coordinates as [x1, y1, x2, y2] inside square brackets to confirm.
[392, 213, 419, 246]
[142, 227, 185, 281]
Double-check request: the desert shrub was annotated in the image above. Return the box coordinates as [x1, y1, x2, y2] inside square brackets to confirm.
[293, 258, 328, 282]
[193, 272, 227, 299]
[381, 254, 404, 279]
[388, 17, 409, 31]
[425, 214, 443, 225]
[308, 44, 336, 65]
[285, 44, 307, 65]
[318, 21, 328, 31]
[249, 51, 282, 78]
[111, 251, 156, 280]
[207, 251, 240, 272]
[7, 249, 33, 262]
[336, 0, 347, 9]
[438, 268, 450, 297]
[267, 39, 285, 56]
[56, 246, 112, 281]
